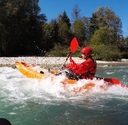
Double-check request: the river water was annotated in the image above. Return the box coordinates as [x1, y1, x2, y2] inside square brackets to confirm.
[0, 66, 128, 125]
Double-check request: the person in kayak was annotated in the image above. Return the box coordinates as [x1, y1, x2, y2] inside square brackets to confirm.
[64, 47, 97, 80]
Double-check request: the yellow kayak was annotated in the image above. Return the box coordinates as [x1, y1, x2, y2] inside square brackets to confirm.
[15, 62, 46, 79]
[15, 61, 124, 93]
[15, 61, 96, 89]
[15, 61, 77, 83]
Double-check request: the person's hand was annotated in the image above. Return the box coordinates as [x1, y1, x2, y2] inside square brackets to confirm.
[70, 57, 74, 63]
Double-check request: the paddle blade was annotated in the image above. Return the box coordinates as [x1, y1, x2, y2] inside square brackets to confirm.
[70, 37, 79, 53]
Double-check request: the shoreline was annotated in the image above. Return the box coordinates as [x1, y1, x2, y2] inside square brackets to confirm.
[0, 57, 128, 67]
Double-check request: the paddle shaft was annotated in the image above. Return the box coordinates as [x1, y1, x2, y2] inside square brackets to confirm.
[62, 52, 71, 68]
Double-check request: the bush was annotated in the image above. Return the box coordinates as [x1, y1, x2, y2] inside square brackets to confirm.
[46, 43, 80, 57]
[92, 44, 121, 61]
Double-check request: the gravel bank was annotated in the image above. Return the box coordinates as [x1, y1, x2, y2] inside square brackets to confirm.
[0, 57, 128, 67]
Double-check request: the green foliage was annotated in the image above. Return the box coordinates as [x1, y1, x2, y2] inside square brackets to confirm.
[58, 11, 71, 28]
[46, 43, 69, 57]
[90, 27, 121, 60]
[41, 22, 57, 52]
[90, 7, 122, 37]
[72, 20, 86, 46]
[0, 0, 46, 56]
[90, 27, 117, 45]
[57, 11, 73, 46]
[46, 43, 80, 57]
[81, 17, 90, 41]
[91, 44, 121, 61]
[119, 37, 128, 58]
[124, 37, 128, 45]
[0, 2, 126, 60]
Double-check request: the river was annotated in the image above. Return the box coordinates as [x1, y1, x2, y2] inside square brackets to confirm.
[0, 66, 128, 125]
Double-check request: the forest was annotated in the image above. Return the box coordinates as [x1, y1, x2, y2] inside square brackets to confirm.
[0, 0, 128, 60]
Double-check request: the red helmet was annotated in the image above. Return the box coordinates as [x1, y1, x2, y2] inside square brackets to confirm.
[80, 47, 92, 56]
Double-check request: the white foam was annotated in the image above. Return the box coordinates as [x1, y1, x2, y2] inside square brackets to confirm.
[0, 67, 128, 105]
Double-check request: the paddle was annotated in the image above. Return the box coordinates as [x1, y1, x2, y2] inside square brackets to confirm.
[62, 37, 79, 68]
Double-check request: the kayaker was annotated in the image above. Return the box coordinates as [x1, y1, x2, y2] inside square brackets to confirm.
[64, 47, 97, 80]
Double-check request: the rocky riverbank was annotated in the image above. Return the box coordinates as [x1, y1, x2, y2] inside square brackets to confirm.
[0, 57, 128, 67]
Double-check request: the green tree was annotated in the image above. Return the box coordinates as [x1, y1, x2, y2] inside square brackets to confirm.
[81, 17, 90, 41]
[57, 11, 73, 46]
[41, 20, 59, 55]
[90, 27, 121, 60]
[124, 37, 128, 45]
[90, 27, 118, 45]
[0, 0, 46, 56]
[90, 7, 122, 38]
[58, 11, 71, 28]
[71, 6, 90, 46]
[119, 37, 128, 58]
[72, 20, 85, 46]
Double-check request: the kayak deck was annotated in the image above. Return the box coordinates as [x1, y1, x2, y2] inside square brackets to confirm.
[15, 62, 46, 79]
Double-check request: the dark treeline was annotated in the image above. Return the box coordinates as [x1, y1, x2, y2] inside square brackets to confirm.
[0, 0, 128, 60]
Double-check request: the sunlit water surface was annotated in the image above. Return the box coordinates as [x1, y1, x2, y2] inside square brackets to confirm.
[0, 66, 128, 125]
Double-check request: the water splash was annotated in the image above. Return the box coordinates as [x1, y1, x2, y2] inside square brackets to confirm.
[0, 66, 128, 106]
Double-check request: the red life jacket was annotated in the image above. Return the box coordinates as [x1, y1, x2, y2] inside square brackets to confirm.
[66, 58, 97, 79]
